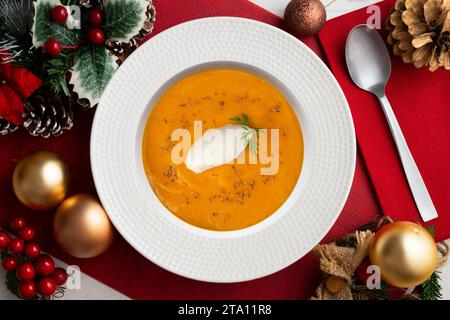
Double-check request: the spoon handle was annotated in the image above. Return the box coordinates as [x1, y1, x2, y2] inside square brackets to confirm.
[377, 94, 438, 222]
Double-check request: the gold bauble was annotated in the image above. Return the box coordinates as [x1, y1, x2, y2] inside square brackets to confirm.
[13, 151, 70, 210]
[369, 221, 437, 288]
[53, 194, 114, 258]
[284, 0, 326, 37]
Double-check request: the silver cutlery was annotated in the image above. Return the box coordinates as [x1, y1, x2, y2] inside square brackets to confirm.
[345, 24, 438, 222]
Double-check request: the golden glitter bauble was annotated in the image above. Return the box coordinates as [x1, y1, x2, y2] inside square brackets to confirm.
[53, 194, 114, 258]
[369, 221, 437, 288]
[284, 0, 326, 37]
[13, 151, 70, 210]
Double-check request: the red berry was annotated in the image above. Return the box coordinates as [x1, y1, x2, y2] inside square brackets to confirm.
[0, 230, 10, 249]
[35, 254, 55, 276]
[87, 27, 105, 45]
[16, 263, 36, 282]
[2, 256, 18, 272]
[10, 217, 26, 231]
[51, 5, 68, 24]
[51, 267, 68, 285]
[44, 39, 62, 57]
[88, 8, 103, 25]
[37, 277, 57, 297]
[18, 282, 36, 299]
[9, 238, 24, 254]
[24, 242, 41, 259]
[19, 227, 35, 241]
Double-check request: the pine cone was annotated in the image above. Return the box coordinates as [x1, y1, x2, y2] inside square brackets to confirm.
[105, 0, 156, 65]
[386, 0, 450, 71]
[23, 95, 73, 138]
[0, 116, 18, 135]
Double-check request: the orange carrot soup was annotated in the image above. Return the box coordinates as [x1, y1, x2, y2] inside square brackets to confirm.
[142, 69, 303, 231]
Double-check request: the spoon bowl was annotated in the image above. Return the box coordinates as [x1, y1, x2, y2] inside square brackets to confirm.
[345, 24, 391, 95]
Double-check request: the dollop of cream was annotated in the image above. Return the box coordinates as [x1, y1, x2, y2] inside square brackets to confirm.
[185, 125, 250, 174]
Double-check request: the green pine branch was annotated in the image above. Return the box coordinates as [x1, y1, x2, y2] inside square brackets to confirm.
[44, 52, 75, 96]
[421, 271, 442, 300]
[0, 0, 35, 62]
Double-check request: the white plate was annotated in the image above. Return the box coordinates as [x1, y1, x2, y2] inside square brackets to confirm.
[91, 17, 356, 283]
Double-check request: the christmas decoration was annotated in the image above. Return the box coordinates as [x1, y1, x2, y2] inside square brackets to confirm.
[50, 5, 68, 24]
[284, 0, 326, 37]
[12, 151, 70, 210]
[0, 230, 10, 249]
[18, 282, 37, 299]
[24, 243, 41, 259]
[43, 39, 63, 57]
[386, 0, 450, 71]
[0, 117, 18, 135]
[9, 238, 25, 254]
[37, 277, 57, 296]
[52, 267, 68, 285]
[0, 0, 156, 137]
[88, 7, 104, 25]
[2, 256, 18, 272]
[87, 27, 106, 45]
[10, 218, 26, 232]
[369, 221, 438, 288]
[1, 217, 68, 299]
[0, 55, 42, 125]
[310, 218, 448, 300]
[16, 263, 36, 282]
[23, 94, 74, 138]
[0, 0, 35, 63]
[35, 254, 55, 276]
[53, 194, 113, 258]
[18, 227, 35, 241]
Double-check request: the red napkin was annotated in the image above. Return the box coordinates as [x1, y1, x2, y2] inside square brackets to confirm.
[0, 0, 380, 299]
[318, 0, 450, 242]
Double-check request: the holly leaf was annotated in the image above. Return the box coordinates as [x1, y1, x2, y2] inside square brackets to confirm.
[69, 45, 117, 106]
[32, 0, 80, 47]
[104, 0, 148, 42]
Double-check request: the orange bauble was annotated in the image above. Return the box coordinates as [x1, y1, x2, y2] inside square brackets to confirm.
[53, 194, 113, 258]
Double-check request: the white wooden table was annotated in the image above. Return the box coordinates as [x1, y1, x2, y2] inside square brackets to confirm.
[2, 0, 448, 300]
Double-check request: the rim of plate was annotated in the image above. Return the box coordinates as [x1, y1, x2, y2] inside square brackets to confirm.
[91, 17, 356, 283]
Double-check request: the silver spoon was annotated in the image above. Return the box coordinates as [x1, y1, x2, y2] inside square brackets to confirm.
[345, 24, 438, 222]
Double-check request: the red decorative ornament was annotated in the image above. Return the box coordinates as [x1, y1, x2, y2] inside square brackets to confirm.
[51, 267, 68, 285]
[43, 39, 63, 57]
[37, 277, 57, 296]
[2, 218, 66, 300]
[87, 27, 105, 45]
[10, 217, 26, 231]
[0, 230, 10, 249]
[51, 5, 69, 24]
[16, 263, 36, 282]
[24, 242, 41, 259]
[9, 238, 24, 254]
[35, 254, 55, 276]
[0, 59, 42, 125]
[18, 282, 36, 299]
[88, 8, 103, 25]
[2, 256, 18, 272]
[19, 227, 35, 241]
